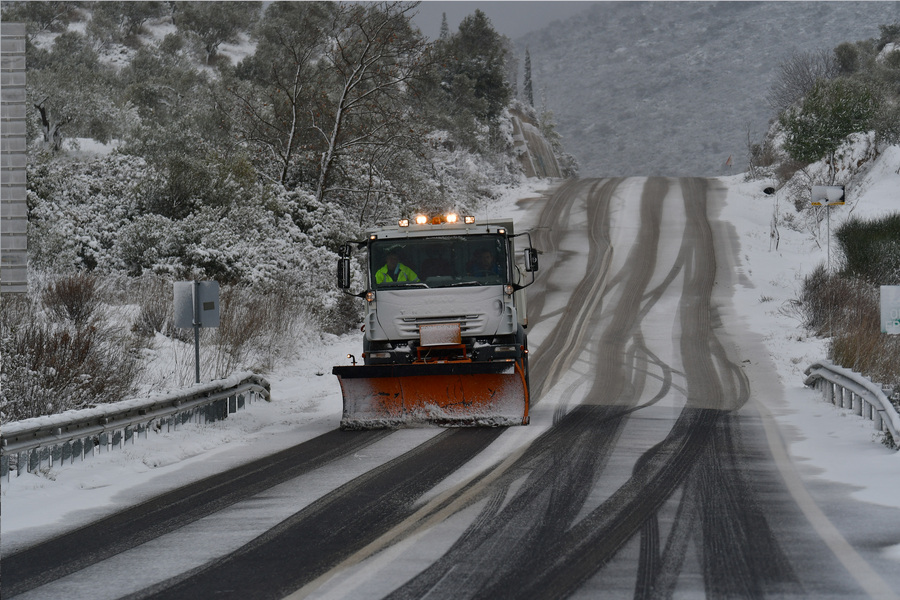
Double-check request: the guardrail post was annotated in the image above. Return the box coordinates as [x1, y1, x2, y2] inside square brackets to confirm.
[1, 454, 8, 480]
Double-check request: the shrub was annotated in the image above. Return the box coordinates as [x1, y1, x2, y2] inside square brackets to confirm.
[834, 214, 900, 285]
[831, 327, 900, 388]
[131, 275, 176, 338]
[209, 284, 313, 377]
[1, 291, 141, 423]
[799, 262, 900, 391]
[768, 50, 839, 115]
[41, 271, 102, 325]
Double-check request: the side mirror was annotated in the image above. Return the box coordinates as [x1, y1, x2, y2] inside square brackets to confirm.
[524, 248, 539, 272]
[337, 244, 352, 289]
[337, 258, 350, 289]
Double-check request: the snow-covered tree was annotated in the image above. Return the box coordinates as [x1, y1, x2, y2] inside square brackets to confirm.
[524, 47, 534, 106]
[439, 12, 449, 40]
[780, 77, 879, 177]
[27, 31, 121, 150]
[311, 2, 429, 207]
[228, 1, 334, 187]
[441, 9, 511, 123]
[172, 1, 259, 64]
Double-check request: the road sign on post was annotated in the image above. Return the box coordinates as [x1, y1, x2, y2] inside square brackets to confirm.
[811, 185, 845, 206]
[810, 184, 846, 273]
[881, 286, 900, 334]
[174, 281, 220, 383]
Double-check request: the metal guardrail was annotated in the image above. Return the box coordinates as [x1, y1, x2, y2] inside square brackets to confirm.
[804, 360, 899, 447]
[0, 372, 270, 480]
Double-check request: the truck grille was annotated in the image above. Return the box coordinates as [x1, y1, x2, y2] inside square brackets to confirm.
[396, 315, 485, 337]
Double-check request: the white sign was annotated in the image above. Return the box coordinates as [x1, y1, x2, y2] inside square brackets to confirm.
[811, 185, 845, 206]
[174, 281, 220, 328]
[881, 285, 900, 334]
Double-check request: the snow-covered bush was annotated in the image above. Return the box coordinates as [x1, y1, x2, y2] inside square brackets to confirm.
[0, 287, 142, 424]
[41, 271, 103, 325]
[27, 153, 151, 271]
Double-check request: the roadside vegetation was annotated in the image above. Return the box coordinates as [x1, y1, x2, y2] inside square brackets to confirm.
[0, 1, 571, 423]
[749, 22, 900, 397]
[797, 216, 900, 388]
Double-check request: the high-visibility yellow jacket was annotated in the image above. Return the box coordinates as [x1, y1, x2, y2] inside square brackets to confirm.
[375, 263, 418, 283]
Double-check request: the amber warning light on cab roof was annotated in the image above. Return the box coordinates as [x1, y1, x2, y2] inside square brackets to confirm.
[398, 213, 474, 227]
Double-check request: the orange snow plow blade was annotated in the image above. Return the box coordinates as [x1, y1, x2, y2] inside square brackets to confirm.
[333, 360, 529, 429]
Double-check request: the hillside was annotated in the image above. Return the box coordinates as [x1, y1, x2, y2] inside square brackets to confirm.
[519, 1, 900, 177]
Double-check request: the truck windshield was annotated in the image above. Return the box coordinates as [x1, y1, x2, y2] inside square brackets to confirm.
[371, 235, 509, 289]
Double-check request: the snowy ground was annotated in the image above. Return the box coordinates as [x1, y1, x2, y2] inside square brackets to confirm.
[3, 157, 900, 559]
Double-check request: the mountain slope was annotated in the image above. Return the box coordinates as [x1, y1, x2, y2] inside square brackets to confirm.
[519, 1, 900, 177]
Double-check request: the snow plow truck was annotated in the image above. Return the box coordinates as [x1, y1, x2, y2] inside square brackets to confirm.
[333, 213, 539, 429]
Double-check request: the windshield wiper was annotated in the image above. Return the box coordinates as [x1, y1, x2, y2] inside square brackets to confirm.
[449, 280, 484, 287]
[378, 282, 429, 290]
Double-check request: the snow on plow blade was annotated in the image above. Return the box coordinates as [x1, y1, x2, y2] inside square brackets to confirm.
[333, 361, 529, 429]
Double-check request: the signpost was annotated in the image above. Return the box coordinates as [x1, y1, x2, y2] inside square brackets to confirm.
[882, 286, 900, 335]
[174, 281, 220, 383]
[811, 185, 845, 273]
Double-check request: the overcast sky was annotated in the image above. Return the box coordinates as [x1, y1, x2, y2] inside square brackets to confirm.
[410, 1, 595, 41]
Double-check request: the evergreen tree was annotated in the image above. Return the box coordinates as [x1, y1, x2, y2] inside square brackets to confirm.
[524, 47, 534, 106]
[439, 12, 449, 40]
[440, 9, 511, 124]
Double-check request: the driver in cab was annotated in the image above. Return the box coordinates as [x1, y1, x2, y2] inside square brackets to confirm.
[376, 248, 419, 283]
